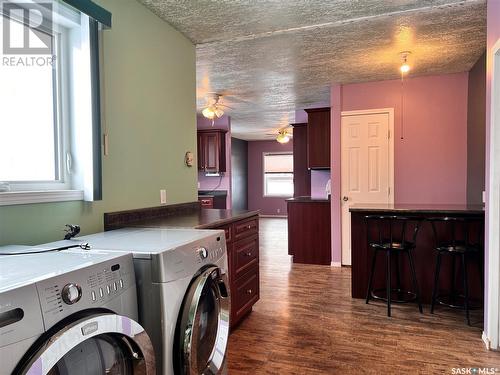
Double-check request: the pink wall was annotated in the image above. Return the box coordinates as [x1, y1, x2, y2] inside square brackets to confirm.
[197, 115, 232, 208]
[248, 140, 293, 215]
[331, 73, 469, 263]
[484, 0, 500, 338]
[311, 170, 331, 199]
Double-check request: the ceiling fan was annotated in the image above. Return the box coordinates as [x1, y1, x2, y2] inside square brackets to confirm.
[201, 93, 232, 125]
[267, 127, 293, 144]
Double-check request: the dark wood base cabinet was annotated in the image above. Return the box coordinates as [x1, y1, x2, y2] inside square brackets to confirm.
[215, 215, 260, 328]
[287, 198, 331, 265]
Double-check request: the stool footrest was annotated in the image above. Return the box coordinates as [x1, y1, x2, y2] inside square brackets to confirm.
[371, 288, 417, 304]
[435, 294, 482, 310]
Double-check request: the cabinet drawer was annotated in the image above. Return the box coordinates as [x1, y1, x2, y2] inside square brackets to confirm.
[233, 266, 259, 321]
[233, 217, 259, 241]
[233, 235, 258, 277]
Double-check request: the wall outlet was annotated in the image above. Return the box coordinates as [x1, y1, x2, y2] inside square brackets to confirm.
[160, 189, 167, 204]
[483, 191, 486, 204]
[277, 208, 281, 214]
[198, 182, 201, 188]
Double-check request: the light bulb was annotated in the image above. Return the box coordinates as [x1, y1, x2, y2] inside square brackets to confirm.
[400, 63, 410, 74]
[202, 106, 216, 119]
[276, 133, 290, 143]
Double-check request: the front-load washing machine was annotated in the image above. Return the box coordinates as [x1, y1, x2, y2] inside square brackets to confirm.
[0, 249, 155, 374]
[39, 228, 230, 375]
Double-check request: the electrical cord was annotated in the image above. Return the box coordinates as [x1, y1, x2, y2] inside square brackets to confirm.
[203, 174, 224, 194]
[0, 243, 91, 256]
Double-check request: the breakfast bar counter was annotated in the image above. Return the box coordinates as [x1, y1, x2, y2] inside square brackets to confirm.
[349, 204, 484, 304]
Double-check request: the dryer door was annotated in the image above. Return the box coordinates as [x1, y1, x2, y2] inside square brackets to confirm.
[16, 313, 155, 375]
[177, 266, 230, 375]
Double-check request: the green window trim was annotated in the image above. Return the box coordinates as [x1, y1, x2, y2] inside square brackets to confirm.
[62, 0, 111, 28]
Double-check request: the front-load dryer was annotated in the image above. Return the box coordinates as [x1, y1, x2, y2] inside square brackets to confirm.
[40, 228, 230, 375]
[0, 249, 155, 374]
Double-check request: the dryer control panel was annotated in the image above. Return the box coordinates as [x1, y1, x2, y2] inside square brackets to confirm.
[36, 253, 135, 329]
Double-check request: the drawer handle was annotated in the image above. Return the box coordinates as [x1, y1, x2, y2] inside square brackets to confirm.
[245, 252, 252, 257]
[246, 289, 253, 295]
[247, 225, 252, 229]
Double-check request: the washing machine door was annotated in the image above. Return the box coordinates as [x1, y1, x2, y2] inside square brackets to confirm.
[177, 266, 230, 375]
[16, 313, 155, 375]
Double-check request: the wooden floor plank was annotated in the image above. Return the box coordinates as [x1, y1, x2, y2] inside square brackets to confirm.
[227, 218, 500, 374]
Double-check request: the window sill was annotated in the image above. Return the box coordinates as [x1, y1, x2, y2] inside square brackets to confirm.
[0, 190, 84, 206]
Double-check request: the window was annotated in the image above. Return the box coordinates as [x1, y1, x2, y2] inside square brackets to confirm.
[263, 153, 293, 197]
[0, 13, 68, 190]
[0, 0, 108, 205]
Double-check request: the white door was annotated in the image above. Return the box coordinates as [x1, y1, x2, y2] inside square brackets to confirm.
[341, 111, 393, 265]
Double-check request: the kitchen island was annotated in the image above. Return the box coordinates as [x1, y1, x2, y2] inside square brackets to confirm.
[104, 202, 260, 328]
[350, 204, 484, 303]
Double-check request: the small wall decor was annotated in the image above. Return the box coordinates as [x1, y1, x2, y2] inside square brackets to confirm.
[185, 151, 194, 167]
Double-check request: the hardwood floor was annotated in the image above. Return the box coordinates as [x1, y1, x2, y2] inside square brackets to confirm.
[227, 218, 500, 374]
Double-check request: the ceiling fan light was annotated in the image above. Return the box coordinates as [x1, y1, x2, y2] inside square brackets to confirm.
[202, 106, 216, 119]
[400, 63, 410, 73]
[276, 133, 290, 144]
[214, 107, 224, 118]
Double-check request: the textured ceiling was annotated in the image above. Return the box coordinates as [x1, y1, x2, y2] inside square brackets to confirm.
[139, 0, 486, 140]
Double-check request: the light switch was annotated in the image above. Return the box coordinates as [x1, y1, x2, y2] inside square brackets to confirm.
[160, 189, 167, 204]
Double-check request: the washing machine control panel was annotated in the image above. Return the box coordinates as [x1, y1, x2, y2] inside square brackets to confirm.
[195, 233, 227, 264]
[61, 283, 82, 305]
[197, 247, 209, 260]
[36, 253, 135, 329]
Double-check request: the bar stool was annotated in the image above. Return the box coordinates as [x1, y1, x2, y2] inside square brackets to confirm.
[429, 216, 484, 326]
[365, 215, 423, 317]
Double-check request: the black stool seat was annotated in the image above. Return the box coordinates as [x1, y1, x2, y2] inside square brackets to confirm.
[371, 241, 415, 251]
[435, 243, 480, 254]
[365, 215, 423, 317]
[429, 216, 484, 326]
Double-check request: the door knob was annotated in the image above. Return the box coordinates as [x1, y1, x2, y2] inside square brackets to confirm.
[343, 196, 349, 202]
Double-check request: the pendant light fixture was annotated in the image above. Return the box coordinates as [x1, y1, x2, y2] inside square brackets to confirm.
[399, 51, 411, 140]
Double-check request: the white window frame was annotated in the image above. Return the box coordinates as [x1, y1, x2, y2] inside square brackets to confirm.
[0, 4, 94, 206]
[262, 152, 294, 198]
[1, 20, 71, 192]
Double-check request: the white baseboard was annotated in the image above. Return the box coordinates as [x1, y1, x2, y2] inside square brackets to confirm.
[482, 331, 493, 350]
[331, 262, 342, 267]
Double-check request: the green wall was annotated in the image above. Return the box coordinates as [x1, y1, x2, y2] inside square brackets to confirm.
[0, 0, 197, 245]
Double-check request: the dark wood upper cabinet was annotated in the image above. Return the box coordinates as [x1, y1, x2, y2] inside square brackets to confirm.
[305, 107, 331, 169]
[198, 129, 227, 173]
[291, 123, 311, 197]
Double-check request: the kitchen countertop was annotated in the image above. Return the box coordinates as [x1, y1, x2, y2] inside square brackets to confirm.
[126, 208, 260, 229]
[349, 203, 484, 214]
[286, 196, 330, 203]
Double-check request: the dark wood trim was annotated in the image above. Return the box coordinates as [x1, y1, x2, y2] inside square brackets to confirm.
[304, 107, 331, 113]
[104, 202, 199, 230]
